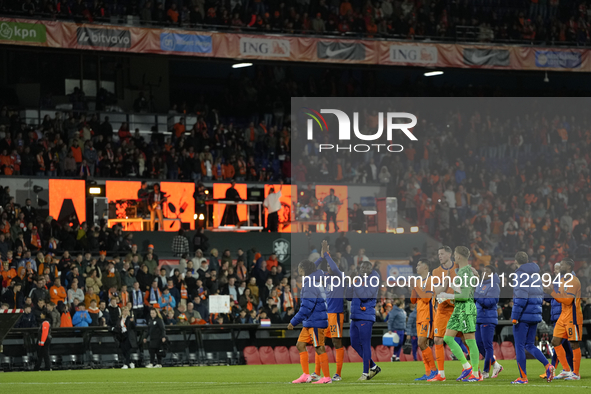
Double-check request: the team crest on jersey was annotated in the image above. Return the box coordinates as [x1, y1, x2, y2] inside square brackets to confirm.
[434, 328, 438, 334]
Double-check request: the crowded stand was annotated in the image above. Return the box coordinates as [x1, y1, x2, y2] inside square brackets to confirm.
[1, 0, 591, 45]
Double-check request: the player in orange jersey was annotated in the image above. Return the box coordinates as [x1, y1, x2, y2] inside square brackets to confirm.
[544, 259, 584, 380]
[411, 259, 437, 381]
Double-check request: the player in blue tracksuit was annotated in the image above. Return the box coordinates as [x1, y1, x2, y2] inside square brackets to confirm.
[543, 261, 573, 377]
[346, 260, 381, 381]
[288, 260, 331, 384]
[311, 240, 346, 381]
[474, 265, 502, 378]
[511, 252, 554, 384]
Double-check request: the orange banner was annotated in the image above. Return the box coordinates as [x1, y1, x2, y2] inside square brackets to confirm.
[212, 183, 247, 228]
[315, 185, 348, 233]
[49, 179, 86, 226]
[160, 182, 195, 231]
[264, 185, 295, 233]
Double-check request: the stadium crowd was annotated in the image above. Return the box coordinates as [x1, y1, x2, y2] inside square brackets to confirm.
[0, 195, 298, 327]
[0, 104, 291, 181]
[2, 0, 591, 44]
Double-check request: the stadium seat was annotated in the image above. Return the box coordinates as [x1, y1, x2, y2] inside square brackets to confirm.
[400, 352, 413, 361]
[375, 345, 393, 362]
[444, 346, 453, 361]
[342, 347, 350, 363]
[500, 342, 516, 360]
[416, 349, 423, 361]
[347, 346, 363, 362]
[289, 346, 300, 364]
[259, 346, 277, 365]
[371, 346, 376, 361]
[243, 346, 262, 365]
[493, 342, 503, 360]
[274, 346, 291, 365]
[325, 347, 335, 363]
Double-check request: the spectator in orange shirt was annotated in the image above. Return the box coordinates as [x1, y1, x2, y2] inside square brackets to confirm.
[173, 118, 186, 139]
[0, 149, 14, 175]
[49, 277, 67, 306]
[266, 254, 279, 271]
[1, 260, 17, 288]
[340, 0, 352, 16]
[167, 3, 179, 23]
[71, 140, 83, 164]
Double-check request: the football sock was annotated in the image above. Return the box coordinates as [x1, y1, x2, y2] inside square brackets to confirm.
[299, 351, 309, 375]
[466, 339, 480, 376]
[435, 344, 445, 371]
[320, 352, 330, 378]
[314, 353, 321, 375]
[573, 348, 581, 375]
[444, 335, 468, 365]
[554, 344, 570, 372]
[422, 348, 436, 372]
[335, 347, 344, 376]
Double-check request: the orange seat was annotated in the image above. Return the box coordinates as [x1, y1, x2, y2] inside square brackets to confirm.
[243, 346, 261, 365]
[500, 341, 516, 360]
[259, 346, 276, 365]
[274, 346, 291, 364]
[375, 345, 393, 362]
[289, 346, 300, 364]
[347, 346, 363, 362]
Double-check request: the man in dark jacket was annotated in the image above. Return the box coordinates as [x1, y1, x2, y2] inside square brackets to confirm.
[387, 299, 407, 361]
[512, 251, 554, 384]
[30, 276, 49, 305]
[34, 318, 52, 371]
[2, 281, 24, 309]
[112, 307, 138, 369]
[17, 305, 37, 328]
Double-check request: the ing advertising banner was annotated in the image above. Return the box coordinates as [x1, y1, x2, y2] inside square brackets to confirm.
[6, 16, 591, 72]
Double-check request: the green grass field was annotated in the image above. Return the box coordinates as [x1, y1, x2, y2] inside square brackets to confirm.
[0, 360, 589, 393]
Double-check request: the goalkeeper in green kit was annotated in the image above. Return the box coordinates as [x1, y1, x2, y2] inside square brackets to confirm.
[435, 246, 482, 382]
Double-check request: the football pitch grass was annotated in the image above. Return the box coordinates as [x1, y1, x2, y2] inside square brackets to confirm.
[0, 360, 589, 393]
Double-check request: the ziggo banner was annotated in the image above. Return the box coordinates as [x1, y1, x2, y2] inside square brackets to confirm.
[2, 16, 591, 72]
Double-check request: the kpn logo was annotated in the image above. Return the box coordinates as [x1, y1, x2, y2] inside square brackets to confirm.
[302, 108, 417, 153]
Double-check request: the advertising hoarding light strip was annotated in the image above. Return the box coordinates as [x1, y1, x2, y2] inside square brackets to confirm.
[232, 63, 253, 69]
[424, 71, 444, 77]
[396, 227, 405, 234]
[89, 187, 101, 194]
[363, 210, 377, 215]
[410, 226, 419, 233]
